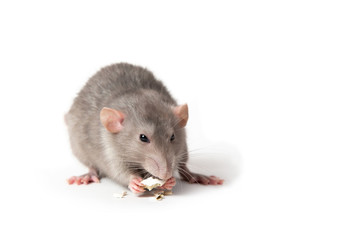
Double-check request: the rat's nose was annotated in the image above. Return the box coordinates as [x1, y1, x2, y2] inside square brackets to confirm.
[144, 155, 172, 180]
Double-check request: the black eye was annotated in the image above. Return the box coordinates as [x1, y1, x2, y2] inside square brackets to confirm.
[170, 134, 175, 142]
[140, 134, 150, 143]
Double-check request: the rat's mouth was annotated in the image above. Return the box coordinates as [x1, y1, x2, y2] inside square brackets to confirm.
[127, 163, 157, 179]
[138, 168, 163, 181]
[139, 169, 155, 179]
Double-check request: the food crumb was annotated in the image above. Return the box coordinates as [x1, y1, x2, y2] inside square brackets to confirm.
[155, 192, 165, 201]
[164, 190, 172, 195]
[113, 191, 127, 198]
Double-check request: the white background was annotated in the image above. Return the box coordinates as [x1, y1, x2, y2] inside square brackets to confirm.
[0, 1, 359, 239]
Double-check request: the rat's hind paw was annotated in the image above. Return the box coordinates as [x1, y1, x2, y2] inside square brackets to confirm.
[128, 177, 146, 194]
[182, 173, 224, 185]
[67, 168, 100, 185]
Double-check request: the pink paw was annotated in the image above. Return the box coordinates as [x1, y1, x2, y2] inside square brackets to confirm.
[128, 177, 145, 194]
[67, 173, 100, 185]
[159, 177, 176, 190]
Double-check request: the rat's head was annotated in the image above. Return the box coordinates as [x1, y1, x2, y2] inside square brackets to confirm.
[100, 98, 188, 181]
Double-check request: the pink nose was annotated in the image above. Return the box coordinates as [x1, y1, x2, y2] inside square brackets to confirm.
[144, 156, 172, 180]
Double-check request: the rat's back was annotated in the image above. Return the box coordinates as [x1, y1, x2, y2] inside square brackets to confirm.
[69, 63, 176, 116]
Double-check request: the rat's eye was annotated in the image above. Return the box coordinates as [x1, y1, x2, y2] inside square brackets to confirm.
[140, 134, 150, 143]
[170, 134, 175, 142]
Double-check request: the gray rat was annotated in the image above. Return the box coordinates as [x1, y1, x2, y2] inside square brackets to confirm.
[65, 63, 223, 194]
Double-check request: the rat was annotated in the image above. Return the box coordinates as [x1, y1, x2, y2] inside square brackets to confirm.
[65, 63, 223, 194]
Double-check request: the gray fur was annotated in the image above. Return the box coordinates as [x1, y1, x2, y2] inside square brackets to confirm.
[65, 63, 188, 186]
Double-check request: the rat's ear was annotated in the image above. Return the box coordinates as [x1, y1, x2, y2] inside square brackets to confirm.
[100, 107, 125, 133]
[173, 104, 189, 128]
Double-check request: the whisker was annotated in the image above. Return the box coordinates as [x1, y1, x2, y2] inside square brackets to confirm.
[177, 167, 198, 184]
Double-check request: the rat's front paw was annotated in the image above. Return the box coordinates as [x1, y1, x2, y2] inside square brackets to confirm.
[128, 177, 146, 194]
[159, 177, 176, 190]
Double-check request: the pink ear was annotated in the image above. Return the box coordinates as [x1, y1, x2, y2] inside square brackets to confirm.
[173, 104, 189, 128]
[100, 107, 125, 133]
